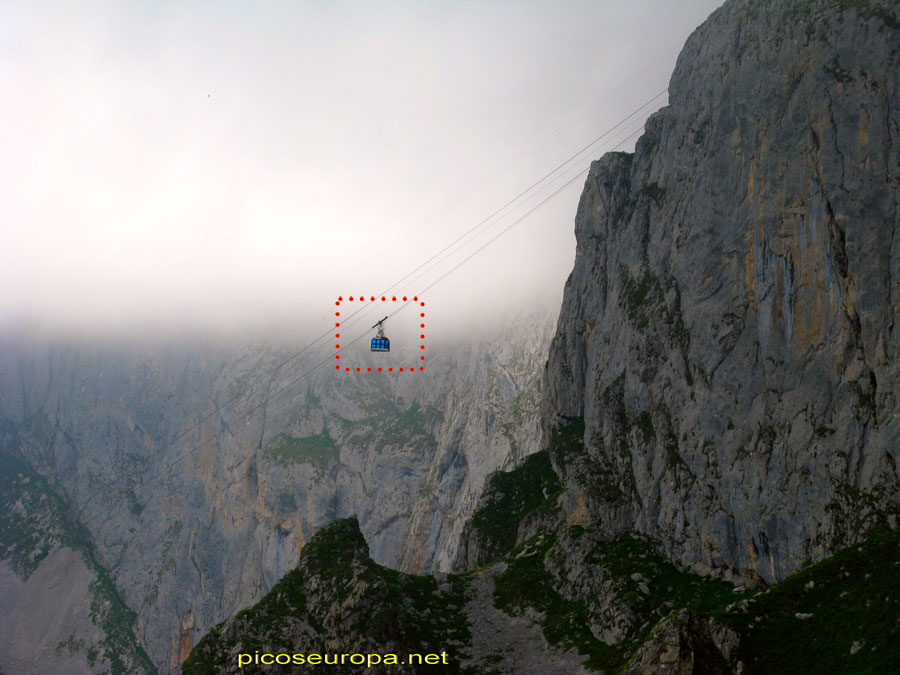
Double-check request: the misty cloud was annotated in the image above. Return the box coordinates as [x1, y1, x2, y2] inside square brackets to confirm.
[1, 0, 722, 340]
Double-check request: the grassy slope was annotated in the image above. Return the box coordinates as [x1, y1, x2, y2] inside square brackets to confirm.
[467, 448, 561, 562]
[724, 529, 900, 673]
[267, 429, 339, 467]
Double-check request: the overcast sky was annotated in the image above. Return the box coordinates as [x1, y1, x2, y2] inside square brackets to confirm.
[1, 0, 722, 340]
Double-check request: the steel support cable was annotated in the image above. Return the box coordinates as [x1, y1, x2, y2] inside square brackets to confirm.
[374, 127, 646, 333]
[231, 48, 678, 348]
[239, 85, 667, 354]
[323, 97, 662, 340]
[392, 120, 650, 295]
[333, 122, 647, 341]
[375, 89, 667, 299]
[290, 118, 649, 347]
[419, 130, 650, 294]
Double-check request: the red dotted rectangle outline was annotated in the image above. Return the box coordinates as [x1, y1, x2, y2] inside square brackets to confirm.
[333, 295, 426, 373]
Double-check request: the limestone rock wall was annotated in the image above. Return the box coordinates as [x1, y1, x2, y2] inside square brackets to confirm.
[541, 0, 900, 584]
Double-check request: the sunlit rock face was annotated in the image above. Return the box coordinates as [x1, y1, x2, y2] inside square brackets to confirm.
[0, 309, 554, 672]
[542, 0, 900, 585]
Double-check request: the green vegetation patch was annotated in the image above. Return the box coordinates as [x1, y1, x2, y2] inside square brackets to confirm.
[825, 482, 900, 549]
[468, 449, 562, 565]
[618, 266, 693, 385]
[379, 401, 438, 448]
[585, 534, 742, 663]
[55, 634, 85, 656]
[620, 268, 666, 330]
[299, 515, 369, 584]
[498, 387, 540, 442]
[184, 511, 900, 674]
[547, 417, 586, 465]
[340, 398, 442, 453]
[87, 571, 152, 675]
[547, 527, 900, 673]
[268, 429, 339, 467]
[372, 400, 440, 450]
[494, 533, 620, 669]
[511, 388, 540, 425]
[371, 567, 471, 658]
[494, 529, 743, 671]
[0, 451, 61, 577]
[640, 182, 667, 206]
[724, 528, 900, 673]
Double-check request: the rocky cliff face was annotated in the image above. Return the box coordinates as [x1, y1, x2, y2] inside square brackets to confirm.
[398, 312, 555, 573]
[0, 310, 554, 673]
[542, 0, 900, 584]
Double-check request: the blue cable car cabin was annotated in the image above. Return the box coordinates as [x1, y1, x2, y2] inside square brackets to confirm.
[370, 316, 390, 352]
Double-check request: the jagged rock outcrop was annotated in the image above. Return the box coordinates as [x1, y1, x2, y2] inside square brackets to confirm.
[183, 516, 468, 675]
[542, 0, 900, 583]
[184, 517, 592, 675]
[450, 448, 561, 572]
[621, 610, 738, 675]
